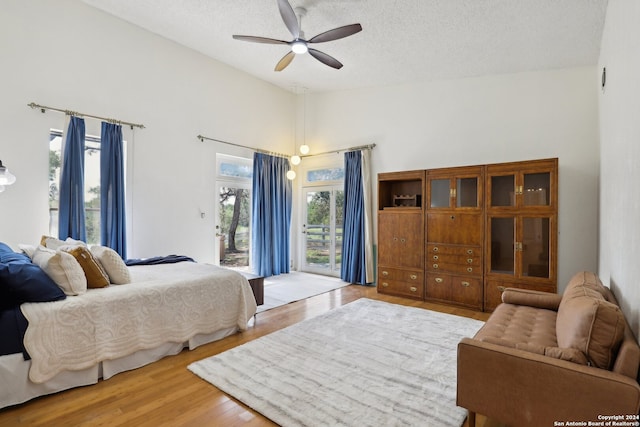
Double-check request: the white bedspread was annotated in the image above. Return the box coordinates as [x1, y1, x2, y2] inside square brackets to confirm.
[20, 262, 257, 383]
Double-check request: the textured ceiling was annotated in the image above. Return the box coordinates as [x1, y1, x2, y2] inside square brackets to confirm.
[81, 0, 608, 93]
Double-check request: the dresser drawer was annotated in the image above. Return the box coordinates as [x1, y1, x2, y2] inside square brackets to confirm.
[426, 261, 480, 275]
[378, 278, 424, 299]
[425, 274, 451, 301]
[427, 244, 480, 257]
[426, 274, 483, 310]
[378, 267, 423, 283]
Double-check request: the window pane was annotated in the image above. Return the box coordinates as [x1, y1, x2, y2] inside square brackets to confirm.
[306, 167, 344, 182]
[219, 162, 252, 179]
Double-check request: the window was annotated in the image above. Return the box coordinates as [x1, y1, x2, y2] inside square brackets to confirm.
[49, 129, 125, 245]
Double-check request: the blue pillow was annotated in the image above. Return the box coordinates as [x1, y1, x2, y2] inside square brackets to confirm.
[0, 246, 66, 310]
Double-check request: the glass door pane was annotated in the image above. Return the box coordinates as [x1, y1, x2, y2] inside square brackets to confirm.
[303, 186, 342, 276]
[304, 189, 332, 272]
[490, 217, 515, 274]
[334, 190, 344, 274]
[430, 178, 450, 208]
[457, 177, 478, 207]
[217, 185, 251, 269]
[522, 217, 550, 278]
[523, 172, 551, 206]
[491, 175, 515, 207]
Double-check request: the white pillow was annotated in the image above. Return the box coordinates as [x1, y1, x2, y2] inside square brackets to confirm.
[90, 245, 131, 285]
[31, 246, 87, 295]
[41, 235, 87, 250]
[18, 244, 37, 259]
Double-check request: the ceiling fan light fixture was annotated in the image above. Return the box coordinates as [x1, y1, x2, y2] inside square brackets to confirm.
[291, 40, 308, 54]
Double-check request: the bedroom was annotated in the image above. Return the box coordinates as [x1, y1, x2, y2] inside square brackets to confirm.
[1, 0, 639, 425]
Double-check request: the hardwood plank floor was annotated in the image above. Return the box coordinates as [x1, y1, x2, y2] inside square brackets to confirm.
[0, 285, 504, 427]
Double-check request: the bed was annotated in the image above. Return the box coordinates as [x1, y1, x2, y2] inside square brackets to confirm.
[0, 241, 257, 409]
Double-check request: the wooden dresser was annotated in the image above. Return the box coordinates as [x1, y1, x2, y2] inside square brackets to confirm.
[377, 158, 558, 311]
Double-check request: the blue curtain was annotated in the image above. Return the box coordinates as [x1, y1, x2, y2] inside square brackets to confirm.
[251, 153, 292, 277]
[100, 122, 127, 259]
[58, 116, 86, 241]
[341, 150, 374, 285]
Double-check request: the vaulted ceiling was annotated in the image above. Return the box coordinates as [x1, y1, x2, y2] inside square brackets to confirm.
[82, 0, 608, 93]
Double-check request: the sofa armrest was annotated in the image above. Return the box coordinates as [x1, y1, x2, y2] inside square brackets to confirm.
[501, 287, 562, 311]
[457, 338, 640, 427]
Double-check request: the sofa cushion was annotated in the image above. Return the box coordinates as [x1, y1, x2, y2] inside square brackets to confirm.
[557, 272, 625, 370]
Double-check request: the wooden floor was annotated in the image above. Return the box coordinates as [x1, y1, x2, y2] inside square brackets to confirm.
[0, 285, 504, 427]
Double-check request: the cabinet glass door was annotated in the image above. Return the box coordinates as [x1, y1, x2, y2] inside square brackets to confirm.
[521, 217, 550, 278]
[490, 175, 515, 207]
[456, 177, 478, 207]
[489, 217, 514, 275]
[523, 172, 551, 206]
[430, 179, 450, 208]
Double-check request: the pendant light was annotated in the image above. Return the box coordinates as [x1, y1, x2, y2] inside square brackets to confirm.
[0, 160, 16, 187]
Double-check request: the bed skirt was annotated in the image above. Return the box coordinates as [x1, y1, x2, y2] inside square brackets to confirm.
[0, 325, 238, 409]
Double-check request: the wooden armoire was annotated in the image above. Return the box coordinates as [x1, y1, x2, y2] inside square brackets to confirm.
[377, 158, 558, 312]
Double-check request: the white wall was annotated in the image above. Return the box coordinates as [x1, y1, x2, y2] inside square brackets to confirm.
[0, 1, 602, 296]
[302, 67, 601, 291]
[597, 0, 640, 336]
[0, 0, 293, 262]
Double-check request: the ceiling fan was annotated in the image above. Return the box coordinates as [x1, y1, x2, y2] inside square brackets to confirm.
[232, 0, 362, 71]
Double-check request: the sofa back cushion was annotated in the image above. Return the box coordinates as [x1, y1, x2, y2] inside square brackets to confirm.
[557, 272, 625, 370]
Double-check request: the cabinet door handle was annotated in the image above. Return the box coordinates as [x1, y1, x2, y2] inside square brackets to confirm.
[382, 270, 389, 276]
[461, 281, 470, 287]
[410, 274, 417, 280]
[435, 277, 443, 283]
[410, 287, 417, 292]
[382, 282, 389, 287]
[433, 264, 439, 269]
[467, 258, 473, 264]
[497, 286, 506, 292]
[433, 255, 439, 260]
[400, 238, 406, 243]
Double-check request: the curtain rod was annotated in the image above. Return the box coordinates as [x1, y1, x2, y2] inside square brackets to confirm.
[197, 134, 289, 158]
[28, 102, 145, 129]
[301, 143, 377, 158]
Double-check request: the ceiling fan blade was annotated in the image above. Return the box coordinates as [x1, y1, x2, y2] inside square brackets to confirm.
[232, 35, 289, 45]
[308, 48, 343, 69]
[308, 23, 363, 44]
[275, 51, 296, 72]
[277, 0, 299, 39]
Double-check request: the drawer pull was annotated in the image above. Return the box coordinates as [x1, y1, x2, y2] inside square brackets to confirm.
[382, 282, 389, 287]
[461, 281, 470, 287]
[467, 249, 473, 255]
[400, 238, 406, 243]
[393, 237, 398, 241]
[435, 277, 443, 283]
[433, 263, 439, 269]
[433, 255, 439, 260]
[382, 270, 389, 276]
[467, 258, 473, 264]
[410, 274, 418, 280]
[432, 247, 439, 252]
[410, 287, 417, 292]
[497, 286, 506, 292]
[467, 267, 473, 273]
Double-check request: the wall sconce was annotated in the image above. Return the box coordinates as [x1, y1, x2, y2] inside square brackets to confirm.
[0, 160, 16, 192]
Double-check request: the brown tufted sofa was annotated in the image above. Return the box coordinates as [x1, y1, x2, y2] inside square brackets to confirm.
[457, 272, 640, 427]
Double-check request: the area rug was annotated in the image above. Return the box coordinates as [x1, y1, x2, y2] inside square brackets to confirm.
[188, 298, 484, 427]
[257, 271, 350, 313]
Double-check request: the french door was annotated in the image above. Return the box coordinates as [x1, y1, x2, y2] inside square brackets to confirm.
[302, 186, 343, 276]
[215, 181, 251, 270]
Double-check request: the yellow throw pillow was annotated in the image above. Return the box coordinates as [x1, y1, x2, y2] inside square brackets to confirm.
[61, 245, 110, 288]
